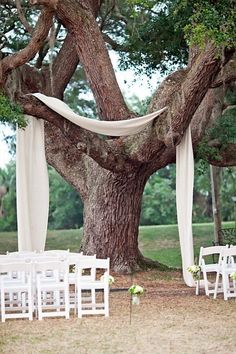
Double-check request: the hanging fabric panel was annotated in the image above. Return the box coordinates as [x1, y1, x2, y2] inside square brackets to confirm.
[176, 125, 195, 287]
[16, 115, 49, 251]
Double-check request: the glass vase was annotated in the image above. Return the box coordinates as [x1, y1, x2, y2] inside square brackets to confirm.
[132, 295, 140, 305]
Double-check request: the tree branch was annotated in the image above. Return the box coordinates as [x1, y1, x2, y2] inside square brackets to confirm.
[120, 45, 234, 169]
[15, 0, 33, 34]
[29, 0, 58, 8]
[210, 58, 236, 88]
[56, 0, 131, 120]
[0, 8, 54, 85]
[44, 122, 89, 199]
[46, 33, 80, 98]
[102, 33, 128, 52]
[149, 44, 234, 148]
[18, 95, 139, 173]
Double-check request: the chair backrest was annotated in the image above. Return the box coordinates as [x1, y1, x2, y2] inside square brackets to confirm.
[200, 246, 224, 257]
[76, 257, 110, 280]
[44, 249, 70, 255]
[0, 261, 33, 284]
[69, 253, 95, 263]
[34, 260, 68, 273]
[221, 246, 236, 259]
[34, 260, 69, 283]
[6, 251, 37, 258]
[198, 245, 227, 266]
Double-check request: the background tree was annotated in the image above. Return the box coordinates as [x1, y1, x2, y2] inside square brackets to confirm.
[0, 0, 235, 272]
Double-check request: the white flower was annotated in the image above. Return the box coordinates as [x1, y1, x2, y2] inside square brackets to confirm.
[187, 265, 201, 280]
[108, 275, 115, 285]
[128, 284, 144, 296]
[100, 274, 115, 285]
[187, 265, 200, 273]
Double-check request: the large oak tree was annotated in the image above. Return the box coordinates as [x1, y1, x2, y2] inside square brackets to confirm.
[0, 0, 235, 272]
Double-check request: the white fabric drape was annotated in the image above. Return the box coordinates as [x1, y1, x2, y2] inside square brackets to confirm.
[16, 95, 167, 252]
[16, 115, 49, 251]
[176, 126, 195, 287]
[16, 94, 195, 288]
[32, 93, 167, 136]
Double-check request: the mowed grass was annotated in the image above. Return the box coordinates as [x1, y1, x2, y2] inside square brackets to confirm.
[0, 222, 234, 268]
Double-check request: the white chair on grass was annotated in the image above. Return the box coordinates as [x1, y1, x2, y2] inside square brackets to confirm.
[76, 258, 110, 318]
[0, 262, 33, 322]
[214, 246, 236, 300]
[196, 246, 226, 296]
[34, 260, 69, 320]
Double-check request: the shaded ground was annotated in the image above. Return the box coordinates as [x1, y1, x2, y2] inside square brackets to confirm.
[0, 270, 236, 354]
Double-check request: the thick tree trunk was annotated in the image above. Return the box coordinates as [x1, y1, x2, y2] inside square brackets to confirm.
[81, 166, 148, 272]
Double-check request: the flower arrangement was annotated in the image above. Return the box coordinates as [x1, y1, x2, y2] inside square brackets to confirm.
[108, 275, 115, 285]
[100, 274, 115, 285]
[128, 285, 144, 304]
[230, 272, 236, 281]
[187, 265, 201, 281]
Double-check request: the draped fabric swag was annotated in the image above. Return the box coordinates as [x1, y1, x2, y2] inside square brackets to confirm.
[16, 93, 194, 286]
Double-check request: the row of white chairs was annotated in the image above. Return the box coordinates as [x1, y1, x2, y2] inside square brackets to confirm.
[0, 250, 110, 322]
[196, 245, 236, 300]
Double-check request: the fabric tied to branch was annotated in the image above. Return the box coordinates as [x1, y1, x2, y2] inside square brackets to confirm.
[176, 125, 195, 287]
[16, 93, 195, 288]
[16, 94, 167, 252]
[32, 93, 167, 136]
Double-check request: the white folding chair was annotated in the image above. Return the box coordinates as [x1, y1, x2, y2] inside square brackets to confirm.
[76, 258, 110, 318]
[196, 246, 226, 296]
[68, 254, 96, 311]
[0, 261, 33, 322]
[34, 260, 69, 320]
[214, 246, 236, 300]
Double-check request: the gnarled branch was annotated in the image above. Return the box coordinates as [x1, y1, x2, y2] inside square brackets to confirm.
[0, 8, 54, 85]
[47, 33, 80, 98]
[18, 94, 140, 173]
[15, 0, 33, 34]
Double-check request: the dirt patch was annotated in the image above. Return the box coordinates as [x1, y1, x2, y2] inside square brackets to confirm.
[0, 270, 236, 354]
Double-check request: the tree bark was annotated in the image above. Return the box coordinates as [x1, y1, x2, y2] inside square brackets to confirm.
[81, 165, 149, 272]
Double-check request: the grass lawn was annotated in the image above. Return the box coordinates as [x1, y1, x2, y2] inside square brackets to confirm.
[0, 222, 234, 268]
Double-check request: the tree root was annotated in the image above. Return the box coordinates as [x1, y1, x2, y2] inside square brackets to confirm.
[137, 254, 172, 272]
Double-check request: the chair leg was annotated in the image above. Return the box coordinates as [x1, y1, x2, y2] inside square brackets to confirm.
[195, 280, 200, 295]
[1, 289, 5, 323]
[213, 271, 220, 299]
[91, 289, 96, 310]
[104, 286, 109, 317]
[202, 271, 209, 296]
[77, 287, 82, 318]
[65, 287, 70, 320]
[28, 286, 33, 321]
[222, 271, 228, 301]
[37, 288, 43, 320]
